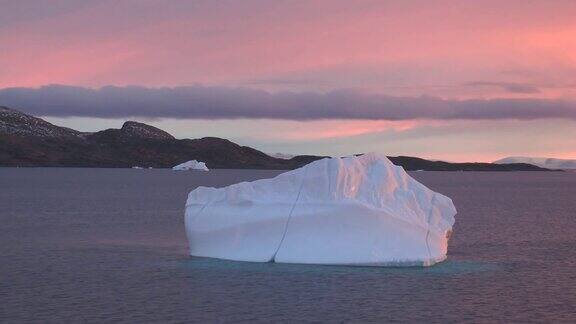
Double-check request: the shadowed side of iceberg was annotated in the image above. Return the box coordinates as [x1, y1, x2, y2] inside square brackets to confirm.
[184, 167, 306, 262]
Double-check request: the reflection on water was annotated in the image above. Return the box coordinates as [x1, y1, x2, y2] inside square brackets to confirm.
[1, 168, 575, 322]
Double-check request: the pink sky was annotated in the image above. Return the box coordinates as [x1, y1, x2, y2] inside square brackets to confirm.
[1, 0, 576, 161]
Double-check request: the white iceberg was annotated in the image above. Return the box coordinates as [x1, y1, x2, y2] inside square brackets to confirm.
[184, 153, 456, 266]
[172, 160, 209, 171]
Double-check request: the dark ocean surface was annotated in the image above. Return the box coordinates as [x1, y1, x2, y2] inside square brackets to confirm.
[1, 168, 575, 322]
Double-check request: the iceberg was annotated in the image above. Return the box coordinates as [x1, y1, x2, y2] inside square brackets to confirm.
[172, 160, 209, 171]
[184, 153, 456, 266]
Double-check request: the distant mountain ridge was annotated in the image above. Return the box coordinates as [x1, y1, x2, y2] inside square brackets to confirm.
[0, 106, 314, 169]
[119, 121, 175, 140]
[0, 106, 81, 138]
[494, 156, 576, 170]
[0, 106, 551, 171]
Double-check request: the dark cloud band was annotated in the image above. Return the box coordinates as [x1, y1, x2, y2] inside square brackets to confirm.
[1, 85, 574, 120]
[465, 81, 541, 94]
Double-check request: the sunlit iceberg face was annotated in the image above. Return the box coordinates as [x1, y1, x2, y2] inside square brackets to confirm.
[185, 153, 456, 267]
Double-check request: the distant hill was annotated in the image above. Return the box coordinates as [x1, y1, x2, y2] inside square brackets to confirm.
[0, 106, 551, 171]
[494, 156, 576, 170]
[388, 156, 550, 171]
[0, 106, 80, 138]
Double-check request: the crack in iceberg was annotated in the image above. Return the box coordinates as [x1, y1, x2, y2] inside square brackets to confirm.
[424, 194, 436, 263]
[271, 166, 309, 261]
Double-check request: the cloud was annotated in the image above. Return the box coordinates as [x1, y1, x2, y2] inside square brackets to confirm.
[465, 81, 541, 94]
[245, 77, 318, 86]
[1, 84, 575, 121]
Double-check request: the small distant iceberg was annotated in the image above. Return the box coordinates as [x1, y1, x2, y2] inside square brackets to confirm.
[173, 160, 209, 171]
[184, 153, 456, 267]
[131, 166, 144, 169]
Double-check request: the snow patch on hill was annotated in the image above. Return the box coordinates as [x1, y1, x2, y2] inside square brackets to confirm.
[494, 156, 576, 170]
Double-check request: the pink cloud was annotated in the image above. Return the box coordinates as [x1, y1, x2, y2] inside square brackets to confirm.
[274, 120, 421, 140]
[1, 0, 576, 99]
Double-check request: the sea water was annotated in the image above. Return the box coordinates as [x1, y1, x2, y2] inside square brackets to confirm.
[1, 168, 575, 322]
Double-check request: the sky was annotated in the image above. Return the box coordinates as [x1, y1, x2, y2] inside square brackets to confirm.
[1, 0, 576, 161]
